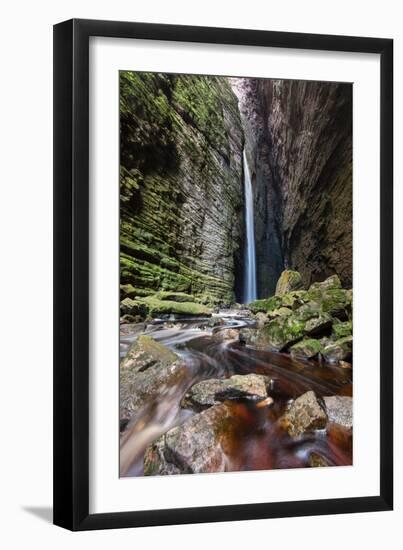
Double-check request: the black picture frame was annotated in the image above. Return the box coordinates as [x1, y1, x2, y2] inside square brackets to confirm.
[53, 18, 393, 531]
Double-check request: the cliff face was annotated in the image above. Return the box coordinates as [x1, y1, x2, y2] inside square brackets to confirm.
[231, 78, 352, 293]
[231, 79, 284, 298]
[120, 73, 244, 305]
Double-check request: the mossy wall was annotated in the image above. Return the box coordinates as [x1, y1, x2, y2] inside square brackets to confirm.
[231, 78, 353, 292]
[120, 73, 244, 305]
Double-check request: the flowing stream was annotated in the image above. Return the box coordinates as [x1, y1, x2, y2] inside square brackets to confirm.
[120, 312, 352, 476]
[243, 150, 257, 303]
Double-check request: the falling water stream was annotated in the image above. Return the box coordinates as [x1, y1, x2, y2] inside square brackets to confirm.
[243, 149, 257, 303]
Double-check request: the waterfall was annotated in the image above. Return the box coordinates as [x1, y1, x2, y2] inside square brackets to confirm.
[243, 149, 257, 303]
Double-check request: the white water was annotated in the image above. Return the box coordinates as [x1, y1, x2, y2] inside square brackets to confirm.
[243, 149, 257, 303]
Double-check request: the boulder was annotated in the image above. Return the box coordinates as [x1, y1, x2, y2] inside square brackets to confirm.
[120, 335, 186, 421]
[266, 307, 293, 320]
[320, 288, 351, 320]
[309, 452, 331, 467]
[275, 270, 304, 296]
[144, 403, 232, 475]
[248, 296, 282, 314]
[332, 320, 352, 339]
[281, 290, 309, 309]
[139, 295, 212, 318]
[154, 291, 199, 303]
[304, 312, 333, 336]
[289, 338, 323, 361]
[239, 327, 259, 345]
[308, 274, 342, 292]
[281, 391, 327, 437]
[213, 328, 240, 341]
[182, 374, 270, 411]
[322, 336, 352, 363]
[256, 314, 305, 351]
[254, 311, 270, 326]
[120, 297, 148, 319]
[323, 396, 353, 429]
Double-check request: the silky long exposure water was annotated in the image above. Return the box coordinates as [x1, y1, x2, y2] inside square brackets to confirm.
[120, 311, 352, 476]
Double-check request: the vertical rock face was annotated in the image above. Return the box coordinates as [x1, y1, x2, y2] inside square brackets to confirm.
[231, 78, 353, 292]
[231, 78, 284, 298]
[120, 73, 244, 305]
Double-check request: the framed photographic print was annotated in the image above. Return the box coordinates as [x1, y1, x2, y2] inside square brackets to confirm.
[53, 19, 393, 530]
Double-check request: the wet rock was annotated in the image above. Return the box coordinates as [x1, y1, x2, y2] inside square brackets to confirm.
[144, 403, 232, 474]
[120, 314, 141, 324]
[323, 396, 352, 430]
[275, 270, 303, 296]
[308, 275, 342, 292]
[143, 436, 182, 475]
[320, 288, 351, 320]
[254, 311, 269, 326]
[309, 452, 331, 467]
[281, 391, 327, 437]
[281, 290, 309, 309]
[322, 336, 352, 363]
[289, 338, 322, 361]
[304, 312, 333, 336]
[182, 374, 270, 411]
[120, 297, 148, 319]
[213, 328, 240, 341]
[267, 307, 293, 320]
[256, 314, 305, 351]
[139, 295, 212, 318]
[339, 360, 352, 369]
[248, 295, 282, 314]
[332, 320, 352, 339]
[120, 335, 186, 421]
[239, 327, 258, 345]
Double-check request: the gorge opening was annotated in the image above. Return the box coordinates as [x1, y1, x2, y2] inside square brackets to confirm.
[119, 73, 353, 478]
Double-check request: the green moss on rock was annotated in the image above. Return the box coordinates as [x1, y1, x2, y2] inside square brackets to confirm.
[119, 72, 243, 305]
[139, 296, 211, 318]
[290, 338, 323, 360]
[332, 320, 352, 339]
[275, 270, 303, 296]
[248, 295, 282, 314]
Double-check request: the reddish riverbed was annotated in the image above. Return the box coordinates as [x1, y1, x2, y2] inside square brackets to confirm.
[120, 311, 352, 476]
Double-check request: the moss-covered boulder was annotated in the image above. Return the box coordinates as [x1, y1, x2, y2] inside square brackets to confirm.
[256, 314, 305, 351]
[248, 295, 282, 314]
[304, 312, 333, 336]
[139, 295, 211, 318]
[308, 274, 342, 292]
[289, 339, 323, 361]
[281, 290, 309, 309]
[120, 335, 186, 421]
[332, 320, 352, 339]
[153, 291, 199, 303]
[322, 336, 353, 363]
[305, 284, 351, 321]
[267, 307, 293, 320]
[120, 297, 149, 319]
[275, 270, 303, 296]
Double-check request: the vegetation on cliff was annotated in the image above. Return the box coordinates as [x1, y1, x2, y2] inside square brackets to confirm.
[120, 72, 244, 310]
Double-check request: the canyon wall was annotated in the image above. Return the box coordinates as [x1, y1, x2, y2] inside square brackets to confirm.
[232, 78, 353, 294]
[120, 73, 244, 305]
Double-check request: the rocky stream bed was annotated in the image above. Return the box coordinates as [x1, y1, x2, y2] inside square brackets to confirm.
[119, 271, 353, 477]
